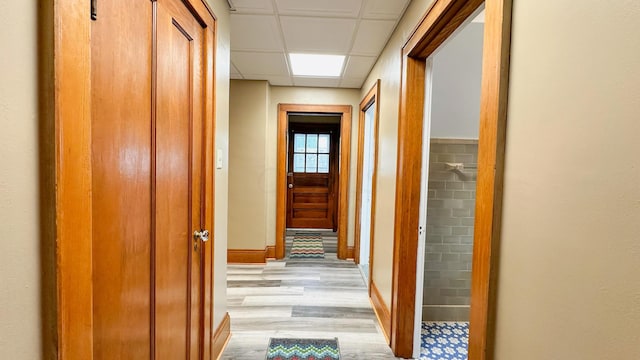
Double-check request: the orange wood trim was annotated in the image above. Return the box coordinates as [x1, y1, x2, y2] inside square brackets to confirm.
[370, 281, 392, 343]
[346, 246, 355, 259]
[227, 249, 267, 264]
[354, 80, 381, 293]
[469, 1, 512, 359]
[391, 55, 426, 358]
[276, 105, 288, 259]
[212, 313, 231, 360]
[337, 107, 352, 260]
[265, 246, 276, 259]
[276, 104, 353, 260]
[390, 0, 512, 359]
[52, 1, 94, 359]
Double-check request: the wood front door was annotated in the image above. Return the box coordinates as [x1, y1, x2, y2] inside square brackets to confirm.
[91, 0, 211, 358]
[286, 124, 339, 229]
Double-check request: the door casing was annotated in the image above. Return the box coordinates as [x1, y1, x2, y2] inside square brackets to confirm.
[353, 80, 381, 292]
[276, 104, 352, 260]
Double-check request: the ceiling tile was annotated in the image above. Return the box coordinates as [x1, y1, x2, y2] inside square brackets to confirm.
[275, 0, 363, 18]
[350, 19, 396, 56]
[293, 77, 341, 88]
[362, 0, 410, 19]
[232, 52, 289, 76]
[231, 15, 283, 51]
[280, 16, 357, 53]
[339, 77, 366, 88]
[342, 56, 377, 79]
[229, 0, 274, 14]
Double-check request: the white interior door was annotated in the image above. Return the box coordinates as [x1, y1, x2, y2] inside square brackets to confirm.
[413, 57, 434, 359]
[359, 104, 376, 277]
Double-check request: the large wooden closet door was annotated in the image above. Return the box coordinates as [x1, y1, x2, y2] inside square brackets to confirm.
[154, 0, 206, 358]
[91, 0, 153, 358]
[91, 0, 209, 358]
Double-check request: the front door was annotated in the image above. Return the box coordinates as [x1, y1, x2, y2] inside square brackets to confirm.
[286, 123, 339, 229]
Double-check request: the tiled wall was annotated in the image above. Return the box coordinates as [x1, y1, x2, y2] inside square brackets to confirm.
[423, 139, 478, 321]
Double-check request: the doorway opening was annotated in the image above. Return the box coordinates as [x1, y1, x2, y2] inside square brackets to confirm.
[414, 11, 485, 359]
[354, 80, 381, 288]
[276, 104, 352, 260]
[389, 0, 512, 358]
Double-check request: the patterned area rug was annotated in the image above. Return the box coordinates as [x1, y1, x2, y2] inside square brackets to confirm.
[420, 322, 469, 360]
[266, 338, 340, 360]
[289, 233, 325, 259]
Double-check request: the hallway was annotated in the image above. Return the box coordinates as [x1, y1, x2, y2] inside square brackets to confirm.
[221, 233, 400, 359]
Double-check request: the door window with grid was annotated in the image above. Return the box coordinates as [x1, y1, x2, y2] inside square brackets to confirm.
[293, 133, 330, 173]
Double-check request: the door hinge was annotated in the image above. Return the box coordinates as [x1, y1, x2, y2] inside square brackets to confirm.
[91, 0, 97, 20]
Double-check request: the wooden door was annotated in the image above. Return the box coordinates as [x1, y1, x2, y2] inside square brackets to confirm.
[91, 0, 153, 358]
[286, 124, 339, 229]
[91, 0, 210, 358]
[155, 0, 206, 358]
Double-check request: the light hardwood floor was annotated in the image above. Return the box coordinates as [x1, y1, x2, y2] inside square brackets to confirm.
[221, 233, 402, 359]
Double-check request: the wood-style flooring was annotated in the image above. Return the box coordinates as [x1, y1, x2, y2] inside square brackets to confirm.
[221, 232, 402, 359]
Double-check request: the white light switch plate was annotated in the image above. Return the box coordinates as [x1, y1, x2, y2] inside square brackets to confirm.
[216, 149, 223, 169]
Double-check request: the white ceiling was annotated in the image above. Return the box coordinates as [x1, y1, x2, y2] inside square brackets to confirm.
[229, 0, 412, 88]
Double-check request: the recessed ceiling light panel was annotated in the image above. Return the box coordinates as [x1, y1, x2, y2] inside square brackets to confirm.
[289, 53, 346, 77]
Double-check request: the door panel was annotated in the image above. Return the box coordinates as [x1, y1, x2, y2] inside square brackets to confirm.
[91, 1, 152, 358]
[286, 124, 339, 229]
[155, 0, 204, 358]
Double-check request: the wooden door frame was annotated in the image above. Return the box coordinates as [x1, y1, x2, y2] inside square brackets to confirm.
[353, 80, 381, 289]
[276, 104, 352, 260]
[46, 0, 218, 358]
[390, 0, 512, 359]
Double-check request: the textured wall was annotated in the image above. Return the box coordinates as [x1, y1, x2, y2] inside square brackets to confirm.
[495, 0, 640, 358]
[0, 0, 42, 358]
[359, 0, 437, 311]
[423, 139, 477, 321]
[228, 80, 269, 250]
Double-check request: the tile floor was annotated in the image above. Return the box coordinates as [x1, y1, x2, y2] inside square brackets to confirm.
[222, 231, 469, 360]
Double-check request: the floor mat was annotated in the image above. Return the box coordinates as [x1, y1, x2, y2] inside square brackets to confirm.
[289, 233, 325, 259]
[265, 338, 340, 360]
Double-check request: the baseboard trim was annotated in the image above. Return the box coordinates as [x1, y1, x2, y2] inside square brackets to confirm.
[212, 313, 231, 360]
[370, 281, 391, 343]
[227, 249, 266, 264]
[346, 246, 355, 259]
[265, 245, 276, 259]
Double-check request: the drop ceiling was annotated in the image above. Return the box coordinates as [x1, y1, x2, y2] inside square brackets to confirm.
[229, 0, 412, 88]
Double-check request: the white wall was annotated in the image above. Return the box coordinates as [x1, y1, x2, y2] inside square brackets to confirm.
[495, 0, 640, 358]
[0, 0, 41, 358]
[431, 22, 484, 139]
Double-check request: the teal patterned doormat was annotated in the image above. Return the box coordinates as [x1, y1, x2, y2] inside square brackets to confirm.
[266, 338, 340, 360]
[289, 233, 325, 259]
